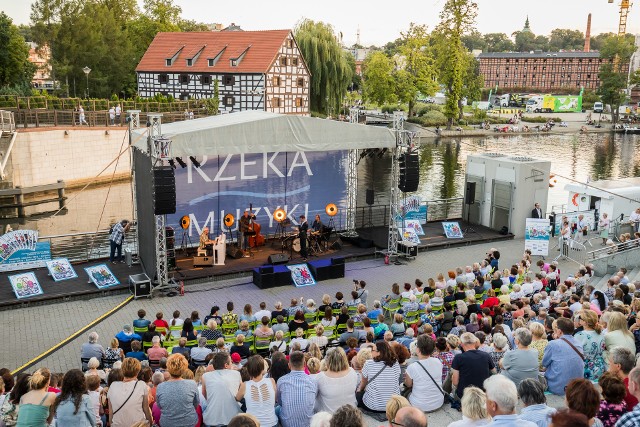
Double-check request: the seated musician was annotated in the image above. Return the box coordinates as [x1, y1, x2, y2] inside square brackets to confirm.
[312, 214, 323, 232]
[199, 227, 213, 249]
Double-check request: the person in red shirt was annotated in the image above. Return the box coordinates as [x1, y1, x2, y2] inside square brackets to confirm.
[607, 346, 638, 411]
[481, 289, 500, 315]
[153, 311, 169, 335]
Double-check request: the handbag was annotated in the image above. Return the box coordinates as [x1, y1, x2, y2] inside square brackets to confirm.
[560, 337, 585, 361]
[111, 380, 139, 417]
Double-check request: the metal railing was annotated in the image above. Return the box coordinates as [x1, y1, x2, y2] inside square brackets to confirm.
[0, 96, 205, 112]
[38, 225, 138, 263]
[13, 110, 205, 129]
[354, 197, 464, 229]
[587, 239, 640, 261]
[0, 110, 15, 134]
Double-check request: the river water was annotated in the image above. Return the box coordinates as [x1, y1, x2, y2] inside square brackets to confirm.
[20, 132, 640, 236]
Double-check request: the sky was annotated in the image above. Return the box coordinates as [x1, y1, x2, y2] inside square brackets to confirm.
[2, 0, 638, 46]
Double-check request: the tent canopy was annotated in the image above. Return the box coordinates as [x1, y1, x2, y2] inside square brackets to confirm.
[132, 110, 396, 157]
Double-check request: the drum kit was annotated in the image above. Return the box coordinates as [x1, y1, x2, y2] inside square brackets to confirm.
[280, 227, 325, 257]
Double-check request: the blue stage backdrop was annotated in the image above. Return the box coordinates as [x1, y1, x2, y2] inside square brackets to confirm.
[169, 150, 349, 238]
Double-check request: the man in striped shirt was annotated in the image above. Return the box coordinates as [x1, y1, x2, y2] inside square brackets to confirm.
[277, 351, 317, 427]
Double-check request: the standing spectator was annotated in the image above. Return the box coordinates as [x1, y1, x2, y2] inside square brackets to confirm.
[108, 106, 115, 126]
[404, 335, 444, 412]
[277, 351, 318, 427]
[236, 355, 277, 427]
[15, 369, 56, 426]
[201, 352, 242, 426]
[81, 332, 105, 370]
[109, 220, 131, 264]
[107, 358, 153, 427]
[517, 378, 556, 427]
[316, 347, 358, 413]
[52, 369, 96, 426]
[115, 104, 121, 125]
[500, 328, 539, 386]
[541, 317, 584, 395]
[564, 378, 603, 427]
[597, 372, 627, 427]
[451, 333, 496, 400]
[357, 341, 401, 413]
[483, 375, 537, 427]
[155, 354, 199, 427]
[575, 309, 606, 381]
[607, 347, 638, 411]
[446, 386, 489, 427]
[79, 105, 88, 125]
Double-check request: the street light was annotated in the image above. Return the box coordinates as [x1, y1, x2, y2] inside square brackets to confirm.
[82, 66, 91, 98]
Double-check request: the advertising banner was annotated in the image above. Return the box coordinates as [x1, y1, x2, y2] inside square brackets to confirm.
[0, 242, 51, 273]
[525, 218, 551, 256]
[170, 151, 349, 238]
[553, 210, 596, 235]
[395, 196, 427, 223]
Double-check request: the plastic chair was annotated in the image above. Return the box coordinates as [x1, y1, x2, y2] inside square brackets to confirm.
[383, 298, 401, 318]
[133, 326, 148, 334]
[222, 323, 238, 335]
[142, 341, 153, 353]
[405, 311, 420, 326]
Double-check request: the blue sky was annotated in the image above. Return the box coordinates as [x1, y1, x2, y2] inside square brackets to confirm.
[1, 0, 635, 46]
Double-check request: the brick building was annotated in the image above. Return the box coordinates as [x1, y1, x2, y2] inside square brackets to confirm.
[478, 51, 628, 91]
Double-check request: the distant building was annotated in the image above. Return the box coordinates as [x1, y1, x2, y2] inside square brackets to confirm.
[136, 30, 310, 115]
[477, 51, 627, 91]
[348, 47, 371, 76]
[28, 43, 56, 90]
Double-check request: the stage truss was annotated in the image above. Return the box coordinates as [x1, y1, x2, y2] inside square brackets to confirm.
[344, 107, 359, 237]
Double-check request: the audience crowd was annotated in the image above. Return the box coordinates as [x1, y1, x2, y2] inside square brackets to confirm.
[4, 247, 640, 426]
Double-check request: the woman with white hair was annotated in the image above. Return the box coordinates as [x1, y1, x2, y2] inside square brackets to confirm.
[483, 375, 537, 426]
[509, 284, 523, 301]
[446, 386, 490, 427]
[85, 357, 107, 381]
[431, 289, 444, 310]
[489, 333, 509, 374]
[498, 285, 511, 305]
[455, 300, 468, 317]
[499, 328, 539, 387]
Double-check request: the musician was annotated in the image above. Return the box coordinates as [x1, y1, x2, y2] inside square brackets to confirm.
[239, 210, 256, 253]
[630, 208, 640, 232]
[199, 227, 211, 249]
[298, 214, 309, 261]
[312, 214, 323, 232]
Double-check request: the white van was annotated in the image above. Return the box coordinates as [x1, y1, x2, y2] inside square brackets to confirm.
[593, 102, 603, 113]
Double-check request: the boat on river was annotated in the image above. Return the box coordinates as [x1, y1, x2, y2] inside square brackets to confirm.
[623, 125, 640, 134]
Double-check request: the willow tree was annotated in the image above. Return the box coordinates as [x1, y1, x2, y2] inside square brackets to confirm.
[294, 19, 353, 115]
[434, 0, 478, 129]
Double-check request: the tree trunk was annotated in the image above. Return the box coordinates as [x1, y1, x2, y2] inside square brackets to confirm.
[446, 117, 453, 130]
[408, 99, 415, 118]
[458, 98, 464, 121]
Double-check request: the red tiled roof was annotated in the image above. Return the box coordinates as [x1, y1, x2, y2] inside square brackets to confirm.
[136, 30, 292, 74]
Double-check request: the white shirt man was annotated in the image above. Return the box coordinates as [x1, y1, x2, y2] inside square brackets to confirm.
[631, 208, 640, 232]
[574, 215, 588, 242]
[202, 353, 242, 426]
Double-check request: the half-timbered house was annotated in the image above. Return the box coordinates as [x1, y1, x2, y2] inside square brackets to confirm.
[136, 30, 310, 115]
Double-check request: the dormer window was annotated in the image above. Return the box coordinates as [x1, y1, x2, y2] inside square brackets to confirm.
[187, 59, 193, 67]
[231, 59, 238, 67]
[166, 59, 172, 66]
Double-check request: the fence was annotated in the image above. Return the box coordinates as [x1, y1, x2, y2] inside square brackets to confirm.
[0, 96, 209, 112]
[39, 225, 138, 263]
[354, 197, 464, 229]
[13, 110, 203, 129]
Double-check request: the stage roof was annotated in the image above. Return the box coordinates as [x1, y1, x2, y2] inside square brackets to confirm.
[131, 111, 396, 157]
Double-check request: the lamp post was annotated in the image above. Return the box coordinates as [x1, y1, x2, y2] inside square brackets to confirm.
[82, 66, 91, 99]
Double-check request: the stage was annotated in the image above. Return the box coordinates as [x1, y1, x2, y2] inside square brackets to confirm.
[0, 219, 513, 309]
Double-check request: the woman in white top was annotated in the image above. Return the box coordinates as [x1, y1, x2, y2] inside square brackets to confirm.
[357, 341, 401, 412]
[107, 358, 153, 427]
[309, 325, 328, 348]
[290, 328, 309, 351]
[169, 310, 184, 338]
[446, 386, 490, 427]
[404, 335, 444, 412]
[316, 348, 358, 413]
[236, 355, 277, 427]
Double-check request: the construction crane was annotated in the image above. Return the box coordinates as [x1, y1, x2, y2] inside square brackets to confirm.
[609, 0, 632, 71]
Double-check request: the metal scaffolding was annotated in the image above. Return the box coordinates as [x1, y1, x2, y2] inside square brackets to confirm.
[344, 108, 359, 237]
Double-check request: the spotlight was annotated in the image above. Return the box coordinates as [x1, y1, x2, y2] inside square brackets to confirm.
[189, 156, 201, 168]
[168, 159, 176, 169]
[224, 213, 235, 227]
[325, 203, 338, 217]
[180, 215, 190, 229]
[175, 157, 187, 168]
[273, 208, 287, 223]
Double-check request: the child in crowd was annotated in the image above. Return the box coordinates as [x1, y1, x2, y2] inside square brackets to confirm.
[85, 374, 103, 427]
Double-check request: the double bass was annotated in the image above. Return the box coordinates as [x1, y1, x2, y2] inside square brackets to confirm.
[248, 204, 265, 247]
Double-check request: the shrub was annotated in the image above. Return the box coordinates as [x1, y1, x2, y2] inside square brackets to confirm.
[521, 116, 564, 123]
[416, 103, 443, 117]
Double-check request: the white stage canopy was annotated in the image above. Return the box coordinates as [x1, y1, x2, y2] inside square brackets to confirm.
[132, 110, 396, 157]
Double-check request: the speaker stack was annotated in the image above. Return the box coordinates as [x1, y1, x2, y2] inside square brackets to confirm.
[165, 226, 176, 270]
[153, 166, 176, 215]
[268, 253, 290, 265]
[399, 151, 419, 193]
[465, 182, 476, 205]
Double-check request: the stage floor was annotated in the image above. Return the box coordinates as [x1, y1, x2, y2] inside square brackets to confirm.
[0, 220, 512, 308]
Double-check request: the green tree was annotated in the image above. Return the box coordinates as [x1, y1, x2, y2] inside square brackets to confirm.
[0, 13, 35, 90]
[462, 29, 486, 51]
[461, 53, 483, 105]
[362, 51, 396, 105]
[597, 35, 635, 124]
[434, 0, 478, 128]
[294, 19, 353, 114]
[549, 28, 585, 51]
[483, 33, 515, 52]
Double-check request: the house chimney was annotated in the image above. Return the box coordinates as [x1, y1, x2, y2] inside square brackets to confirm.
[584, 13, 592, 52]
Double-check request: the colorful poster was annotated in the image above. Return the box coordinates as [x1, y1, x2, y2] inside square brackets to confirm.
[553, 210, 596, 235]
[8, 272, 43, 299]
[85, 264, 119, 289]
[525, 218, 551, 256]
[399, 228, 421, 245]
[287, 263, 316, 287]
[442, 222, 464, 239]
[46, 258, 77, 282]
[395, 196, 427, 223]
[0, 242, 51, 273]
[403, 220, 424, 235]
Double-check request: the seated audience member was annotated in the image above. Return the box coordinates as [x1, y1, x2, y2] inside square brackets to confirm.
[254, 317, 274, 346]
[357, 341, 401, 413]
[329, 404, 366, 427]
[395, 407, 427, 427]
[171, 337, 190, 358]
[607, 346, 638, 411]
[289, 310, 309, 333]
[452, 333, 496, 400]
[234, 320, 253, 339]
[271, 301, 288, 320]
[81, 332, 105, 370]
[191, 337, 213, 364]
[499, 327, 539, 386]
[153, 311, 169, 334]
[115, 324, 141, 354]
[615, 367, 640, 426]
[229, 334, 251, 360]
[541, 317, 584, 395]
[84, 357, 106, 381]
[290, 328, 309, 352]
[270, 330, 287, 354]
[147, 336, 168, 362]
[141, 323, 161, 344]
[565, 378, 604, 427]
[201, 352, 242, 426]
[483, 374, 537, 426]
[133, 309, 151, 329]
[548, 409, 590, 427]
[272, 315, 289, 335]
[404, 335, 444, 412]
[125, 340, 147, 361]
[597, 372, 627, 427]
[447, 386, 489, 427]
[517, 378, 556, 426]
[203, 305, 223, 326]
[277, 351, 318, 426]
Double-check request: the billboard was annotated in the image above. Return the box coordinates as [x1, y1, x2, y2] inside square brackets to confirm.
[169, 150, 349, 238]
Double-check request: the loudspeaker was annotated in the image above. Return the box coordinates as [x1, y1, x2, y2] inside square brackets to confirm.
[398, 151, 419, 193]
[268, 253, 290, 265]
[153, 166, 176, 215]
[259, 265, 274, 274]
[366, 189, 374, 205]
[331, 257, 345, 265]
[330, 240, 342, 250]
[549, 213, 556, 237]
[465, 182, 476, 205]
[226, 245, 245, 259]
